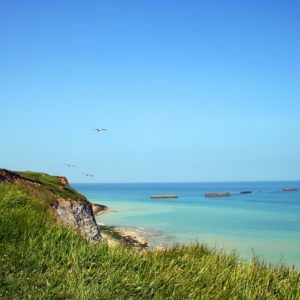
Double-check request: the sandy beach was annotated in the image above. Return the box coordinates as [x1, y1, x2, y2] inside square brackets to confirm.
[96, 206, 177, 250]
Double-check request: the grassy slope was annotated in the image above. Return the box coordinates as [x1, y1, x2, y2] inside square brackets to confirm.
[0, 177, 300, 299]
[15, 171, 86, 202]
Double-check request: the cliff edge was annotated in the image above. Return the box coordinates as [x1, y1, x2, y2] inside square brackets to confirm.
[0, 168, 103, 243]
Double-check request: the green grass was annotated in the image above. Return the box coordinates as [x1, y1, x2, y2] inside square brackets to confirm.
[1, 182, 300, 299]
[14, 170, 87, 202]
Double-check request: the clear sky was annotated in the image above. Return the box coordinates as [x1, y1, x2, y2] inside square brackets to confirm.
[1, 1, 299, 182]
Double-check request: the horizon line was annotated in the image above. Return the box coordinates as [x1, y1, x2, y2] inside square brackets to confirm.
[70, 179, 300, 184]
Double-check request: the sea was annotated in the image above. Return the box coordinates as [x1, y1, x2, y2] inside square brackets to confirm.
[72, 181, 300, 268]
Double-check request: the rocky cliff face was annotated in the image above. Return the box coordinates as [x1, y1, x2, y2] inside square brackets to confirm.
[50, 198, 101, 242]
[0, 169, 103, 243]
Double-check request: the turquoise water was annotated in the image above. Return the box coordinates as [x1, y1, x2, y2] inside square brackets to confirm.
[73, 182, 300, 267]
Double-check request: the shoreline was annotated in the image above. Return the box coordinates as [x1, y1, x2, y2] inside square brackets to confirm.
[99, 225, 149, 249]
[93, 205, 150, 248]
[94, 206, 176, 250]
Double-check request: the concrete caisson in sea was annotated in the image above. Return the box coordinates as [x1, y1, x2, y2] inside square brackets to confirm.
[282, 188, 298, 192]
[205, 192, 231, 197]
[151, 195, 178, 199]
[240, 191, 252, 195]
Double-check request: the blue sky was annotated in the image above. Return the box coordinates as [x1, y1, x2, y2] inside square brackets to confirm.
[1, 1, 299, 182]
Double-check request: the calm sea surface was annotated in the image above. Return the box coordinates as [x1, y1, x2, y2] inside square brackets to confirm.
[72, 182, 300, 267]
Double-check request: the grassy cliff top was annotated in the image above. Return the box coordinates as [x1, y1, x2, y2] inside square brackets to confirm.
[0, 169, 88, 203]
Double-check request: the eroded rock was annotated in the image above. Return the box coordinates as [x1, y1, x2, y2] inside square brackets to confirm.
[0, 168, 102, 243]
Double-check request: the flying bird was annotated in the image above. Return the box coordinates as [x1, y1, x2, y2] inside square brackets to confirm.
[93, 128, 107, 132]
[66, 164, 76, 168]
[83, 172, 94, 177]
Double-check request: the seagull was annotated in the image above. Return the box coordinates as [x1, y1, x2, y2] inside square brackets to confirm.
[83, 172, 94, 177]
[66, 163, 76, 168]
[93, 128, 107, 132]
